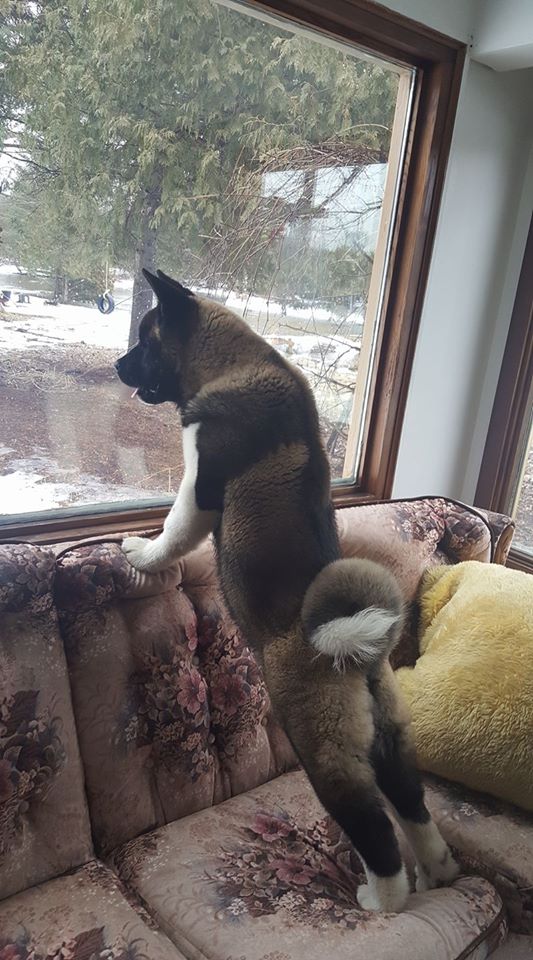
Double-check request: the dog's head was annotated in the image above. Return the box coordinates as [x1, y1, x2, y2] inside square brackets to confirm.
[114, 269, 197, 406]
[116, 267, 274, 407]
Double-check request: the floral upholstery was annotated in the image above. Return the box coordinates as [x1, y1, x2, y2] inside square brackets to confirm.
[0, 544, 92, 902]
[424, 776, 533, 936]
[475, 508, 515, 566]
[54, 542, 220, 857]
[337, 497, 502, 666]
[109, 770, 507, 960]
[54, 539, 294, 857]
[0, 860, 186, 959]
[0, 498, 518, 958]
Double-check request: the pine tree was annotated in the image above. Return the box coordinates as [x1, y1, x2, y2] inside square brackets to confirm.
[1, 0, 397, 339]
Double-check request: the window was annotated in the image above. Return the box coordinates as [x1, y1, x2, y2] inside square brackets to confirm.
[0, 0, 465, 541]
[476, 214, 533, 567]
[513, 420, 533, 554]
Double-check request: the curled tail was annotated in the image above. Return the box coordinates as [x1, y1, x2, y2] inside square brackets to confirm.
[302, 558, 403, 672]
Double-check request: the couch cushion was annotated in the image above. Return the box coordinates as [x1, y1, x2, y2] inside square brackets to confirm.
[0, 543, 93, 902]
[424, 775, 533, 935]
[54, 540, 294, 857]
[0, 860, 186, 959]
[336, 497, 498, 667]
[110, 770, 507, 960]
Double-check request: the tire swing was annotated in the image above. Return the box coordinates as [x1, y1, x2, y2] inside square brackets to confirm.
[97, 290, 115, 314]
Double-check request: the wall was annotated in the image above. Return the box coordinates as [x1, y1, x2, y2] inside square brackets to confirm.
[385, 2, 533, 502]
[473, 0, 533, 70]
[374, 0, 480, 42]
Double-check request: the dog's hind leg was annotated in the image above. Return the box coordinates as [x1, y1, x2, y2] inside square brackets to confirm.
[122, 422, 220, 573]
[309, 762, 410, 913]
[370, 667, 459, 892]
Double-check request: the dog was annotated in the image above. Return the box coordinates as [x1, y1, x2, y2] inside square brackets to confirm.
[115, 268, 459, 912]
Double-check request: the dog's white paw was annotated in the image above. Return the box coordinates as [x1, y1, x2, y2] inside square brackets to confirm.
[357, 884, 380, 911]
[415, 847, 460, 892]
[357, 867, 409, 913]
[121, 536, 164, 573]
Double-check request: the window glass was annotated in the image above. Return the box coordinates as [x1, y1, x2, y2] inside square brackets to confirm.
[0, 0, 412, 521]
[512, 415, 533, 554]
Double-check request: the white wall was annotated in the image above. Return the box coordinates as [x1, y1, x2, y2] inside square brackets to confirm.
[473, 0, 533, 70]
[393, 61, 533, 501]
[374, 0, 480, 42]
[378, 0, 533, 503]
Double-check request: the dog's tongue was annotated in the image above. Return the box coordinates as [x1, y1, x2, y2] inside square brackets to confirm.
[131, 388, 139, 399]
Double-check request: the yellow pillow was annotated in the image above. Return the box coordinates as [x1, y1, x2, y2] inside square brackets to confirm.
[396, 561, 533, 811]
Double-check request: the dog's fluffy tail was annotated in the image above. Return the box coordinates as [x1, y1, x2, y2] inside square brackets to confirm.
[302, 558, 403, 672]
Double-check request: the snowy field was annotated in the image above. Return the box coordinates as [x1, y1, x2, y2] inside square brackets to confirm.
[0, 264, 360, 517]
[0, 265, 362, 353]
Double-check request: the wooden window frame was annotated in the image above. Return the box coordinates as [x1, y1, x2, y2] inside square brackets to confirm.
[475, 213, 533, 572]
[0, 0, 466, 545]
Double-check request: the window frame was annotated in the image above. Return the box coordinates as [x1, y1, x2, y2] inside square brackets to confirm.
[475, 213, 533, 573]
[0, 0, 466, 544]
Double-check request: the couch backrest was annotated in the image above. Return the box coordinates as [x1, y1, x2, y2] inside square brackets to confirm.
[0, 544, 93, 901]
[336, 496, 502, 666]
[54, 541, 294, 857]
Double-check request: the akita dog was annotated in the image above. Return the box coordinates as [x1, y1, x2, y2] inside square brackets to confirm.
[115, 269, 458, 912]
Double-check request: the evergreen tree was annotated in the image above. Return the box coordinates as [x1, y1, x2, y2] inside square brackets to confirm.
[1, 0, 397, 339]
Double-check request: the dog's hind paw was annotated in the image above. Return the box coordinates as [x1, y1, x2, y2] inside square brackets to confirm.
[357, 867, 409, 913]
[415, 847, 460, 892]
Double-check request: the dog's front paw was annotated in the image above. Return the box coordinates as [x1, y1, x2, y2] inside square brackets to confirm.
[122, 536, 163, 573]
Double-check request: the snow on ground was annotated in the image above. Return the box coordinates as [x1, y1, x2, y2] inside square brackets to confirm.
[0, 285, 362, 363]
[0, 298, 131, 351]
[0, 454, 166, 515]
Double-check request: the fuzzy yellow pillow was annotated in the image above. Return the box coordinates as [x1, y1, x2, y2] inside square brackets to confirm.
[396, 561, 533, 811]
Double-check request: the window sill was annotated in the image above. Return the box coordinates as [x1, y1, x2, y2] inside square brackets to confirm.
[507, 547, 533, 575]
[0, 484, 377, 546]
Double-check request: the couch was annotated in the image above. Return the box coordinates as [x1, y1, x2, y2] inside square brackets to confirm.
[1, 496, 531, 959]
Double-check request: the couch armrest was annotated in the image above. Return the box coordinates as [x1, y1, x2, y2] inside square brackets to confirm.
[474, 508, 515, 565]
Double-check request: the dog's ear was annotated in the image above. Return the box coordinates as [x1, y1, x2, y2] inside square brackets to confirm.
[143, 268, 192, 303]
[156, 270, 194, 297]
[143, 268, 196, 332]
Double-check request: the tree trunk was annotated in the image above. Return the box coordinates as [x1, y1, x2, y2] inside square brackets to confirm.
[128, 186, 160, 349]
[54, 272, 63, 301]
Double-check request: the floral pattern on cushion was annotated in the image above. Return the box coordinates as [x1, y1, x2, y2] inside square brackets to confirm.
[0, 861, 185, 960]
[0, 689, 65, 857]
[111, 770, 506, 960]
[0, 544, 54, 616]
[336, 497, 504, 668]
[197, 614, 272, 769]
[115, 637, 213, 783]
[438, 501, 492, 564]
[0, 927, 138, 960]
[56, 536, 293, 854]
[55, 572, 218, 856]
[55, 541, 183, 612]
[0, 544, 92, 902]
[205, 806, 365, 930]
[424, 774, 533, 935]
